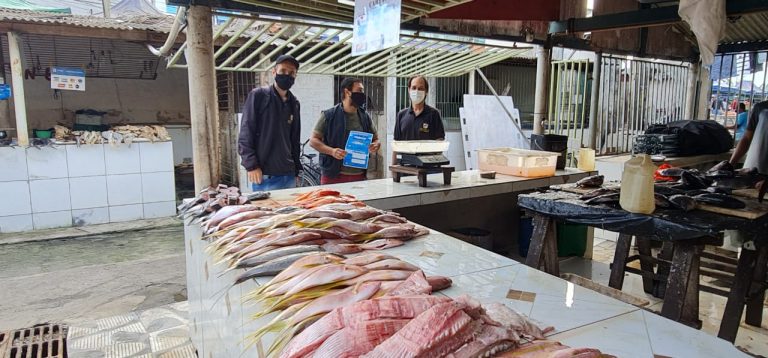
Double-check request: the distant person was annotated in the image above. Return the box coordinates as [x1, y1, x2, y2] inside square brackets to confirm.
[730, 99, 768, 174]
[310, 77, 380, 184]
[394, 75, 446, 141]
[726, 103, 748, 142]
[237, 55, 302, 191]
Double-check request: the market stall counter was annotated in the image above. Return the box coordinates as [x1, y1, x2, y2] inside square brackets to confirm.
[183, 170, 749, 357]
[518, 188, 768, 343]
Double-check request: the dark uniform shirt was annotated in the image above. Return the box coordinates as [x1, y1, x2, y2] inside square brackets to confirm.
[394, 104, 446, 141]
[237, 85, 302, 176]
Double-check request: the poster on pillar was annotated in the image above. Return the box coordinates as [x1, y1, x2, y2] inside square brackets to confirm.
[51, 67, 85, 91]
[351, 0, 401, 56]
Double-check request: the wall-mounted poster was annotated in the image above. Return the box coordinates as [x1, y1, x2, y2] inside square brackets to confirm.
[51, 67, 85, 91]
[352, 0, 401, 56]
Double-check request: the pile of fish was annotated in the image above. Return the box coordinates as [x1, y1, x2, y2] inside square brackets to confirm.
[278, 293, 609, 358]
[576, 162, 768, 212]
[177, 184, 270, 223]
[203, 190, 429, 278]
[246, 254, 454, 354]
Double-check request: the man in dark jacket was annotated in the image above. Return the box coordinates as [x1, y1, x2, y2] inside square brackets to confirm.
[238, 55, 302, 191]
[310, 77, 380, 184]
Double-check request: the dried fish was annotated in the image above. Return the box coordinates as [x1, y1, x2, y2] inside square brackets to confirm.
[584, 193, 620, 205]
[575, 175, 604, 188]
[579, 188, 618, 201]
[668, 195, 697, 212]
[692, 193, 746, 209]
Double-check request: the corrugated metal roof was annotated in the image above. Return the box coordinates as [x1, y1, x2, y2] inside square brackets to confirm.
[0, 0, 70, 13]
[0, 7, 174, 32]
[722, 12, 768, 44]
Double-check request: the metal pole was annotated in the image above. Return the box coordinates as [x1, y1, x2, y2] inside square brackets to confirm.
[468, 69, 476, 95]
[684, 63, 697, 119]
[102, 0, 111, 18]
[7, 32, 29, 146]
[185, 6, 221, 192]
[533, 45, 551, 135]
[476, 67, 526, 137]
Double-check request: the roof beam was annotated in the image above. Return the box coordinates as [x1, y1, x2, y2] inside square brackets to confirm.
[549, 0, 768, 34]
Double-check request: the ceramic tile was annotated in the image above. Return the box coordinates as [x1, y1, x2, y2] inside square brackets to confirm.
[512, 178, 551, 192]
[548, 311, 654, 358]
[26, 146, 68, 179]
[66, 144, 106, 177]
[69, 176, 108, 209]
[0, 147, 28, 181]
[141, 172, 176, 203]
[0, 181, 31, 216]
[366, 195, 421, 210]
[469, 182, 514, 198]
[143, 201, 176, 219]
[29, 178, 71, 213]
[420, 187, 471, 205]
[139, 142, 174, 173]
[72, 207, 110, 226]
[109, 204, 144, 222]
[642, 311, 750, 357]
[107, 174, 143, 206]
[33, 210, 72, 230]
[0, 214, 34, 233]
[378, 232, 518, 277]
[105, 144, 141, 175]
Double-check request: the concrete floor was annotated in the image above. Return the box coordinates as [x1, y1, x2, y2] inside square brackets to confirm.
[565, 234, 768, 357]
[0, 224, 187, 334]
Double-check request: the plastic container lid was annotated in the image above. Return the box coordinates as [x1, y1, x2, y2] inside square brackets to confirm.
[391, 140, 450, 154]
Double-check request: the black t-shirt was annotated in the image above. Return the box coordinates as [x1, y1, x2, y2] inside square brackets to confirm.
[394, 105, 446, 141]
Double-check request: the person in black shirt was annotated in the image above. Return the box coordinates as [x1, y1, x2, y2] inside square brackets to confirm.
[238, 55, 302, 191]
[394, 75, 446, 141]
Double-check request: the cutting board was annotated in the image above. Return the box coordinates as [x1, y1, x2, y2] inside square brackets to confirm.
[696, 198, 768, 219]
[733, 188, 760, 199]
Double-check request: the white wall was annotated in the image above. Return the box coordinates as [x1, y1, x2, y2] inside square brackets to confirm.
[286, 73, 335, 149]
[10, 66, 191, 130]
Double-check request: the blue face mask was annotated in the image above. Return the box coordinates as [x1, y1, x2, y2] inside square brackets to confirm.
[275, 74, 295, 90]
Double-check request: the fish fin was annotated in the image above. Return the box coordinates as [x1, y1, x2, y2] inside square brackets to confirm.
[207, 284, 234, 311]
[266, 315, 321, 358]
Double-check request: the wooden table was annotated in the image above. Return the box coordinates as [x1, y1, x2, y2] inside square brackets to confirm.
[518, 190, 768, 343]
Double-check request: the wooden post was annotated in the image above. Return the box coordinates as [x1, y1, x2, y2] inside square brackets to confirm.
[533, 45, 551, 135]
[7, 32, 29, 147]
[588, 52, 601, 149]
[185, 6, 221, 192]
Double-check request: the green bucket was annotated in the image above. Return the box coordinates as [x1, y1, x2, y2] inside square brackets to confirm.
[556, 222, 588, 257]
[33, 129, 53, 138]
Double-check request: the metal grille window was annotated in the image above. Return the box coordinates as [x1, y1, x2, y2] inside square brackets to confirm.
[474, 60, 537, 128]
[595, 56, 690, 155]
[708, 51, 768, 127]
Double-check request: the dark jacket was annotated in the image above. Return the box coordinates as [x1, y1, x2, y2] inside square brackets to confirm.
[238, 86, 302, 176]
[319, 104, 373, 178]
[394, 104, 446, 141]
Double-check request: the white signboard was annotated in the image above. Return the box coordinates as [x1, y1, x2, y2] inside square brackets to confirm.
[51, 67, 85, 91]
[352, 0, 402, 56]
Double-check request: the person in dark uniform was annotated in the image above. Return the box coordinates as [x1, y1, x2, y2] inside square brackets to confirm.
[237, 55, 302, 191]
[394, 75, 446, 141]
[310, 77, 380, 185]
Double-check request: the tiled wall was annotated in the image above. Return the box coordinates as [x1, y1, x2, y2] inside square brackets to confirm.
[0, 142, 176, 233]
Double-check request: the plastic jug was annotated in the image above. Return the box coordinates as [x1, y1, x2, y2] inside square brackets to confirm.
[577, 148, 595, 171]
[620, 154, 656, 214]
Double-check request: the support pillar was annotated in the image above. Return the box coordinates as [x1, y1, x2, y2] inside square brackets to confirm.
[696, 65, 712, 120]
[533, 45, 551, 135]
[7, 32, 28, 146]
[684, 62, 700, 119]
[588, 52, 602, 150]
[185, 6, 221, 192]
[102, 0, 111, 18]
[384, 76, 397, 177]
[468, 70, 476, 95]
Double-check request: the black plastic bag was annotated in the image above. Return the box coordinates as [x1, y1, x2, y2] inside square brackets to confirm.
[644, 120, 733, 156]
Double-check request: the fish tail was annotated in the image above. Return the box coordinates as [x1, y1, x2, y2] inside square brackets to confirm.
[246, 320, 287, 348]
[266, 316, 317, 358]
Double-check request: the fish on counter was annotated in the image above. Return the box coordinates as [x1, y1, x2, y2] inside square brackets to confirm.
[578, 188, 617, 201]
[668, 195, 697, 212]
[692, 193, 747, 209]
[575, 175, 604, 189]
[584, 193, 620, 206]
[680, 171, 712, 190]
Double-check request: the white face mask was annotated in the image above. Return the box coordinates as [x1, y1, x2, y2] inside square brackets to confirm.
[409, 90, 426, 104]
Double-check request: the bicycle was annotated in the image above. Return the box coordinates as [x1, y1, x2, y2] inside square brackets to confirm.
[298, 139, 321, 187]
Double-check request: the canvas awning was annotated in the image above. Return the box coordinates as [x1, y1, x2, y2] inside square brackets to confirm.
[165, 13, 534, 78]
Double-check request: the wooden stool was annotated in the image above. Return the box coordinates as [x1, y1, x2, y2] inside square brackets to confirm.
[390, 165, 454, 187]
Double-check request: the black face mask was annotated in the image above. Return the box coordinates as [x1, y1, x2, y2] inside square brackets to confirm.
[275, 74, 295, 91]
[350, 92, 367, 108]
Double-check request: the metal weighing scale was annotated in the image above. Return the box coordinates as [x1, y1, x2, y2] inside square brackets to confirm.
[390, 141, 455, 187]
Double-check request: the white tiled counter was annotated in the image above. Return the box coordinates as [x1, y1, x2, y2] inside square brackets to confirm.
[0, 141, 176, 232]
[185, 170, 748, 357]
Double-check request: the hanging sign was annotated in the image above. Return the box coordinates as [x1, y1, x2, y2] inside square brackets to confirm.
[352, 0, 402, 56]
[51, 67, 85, 91]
